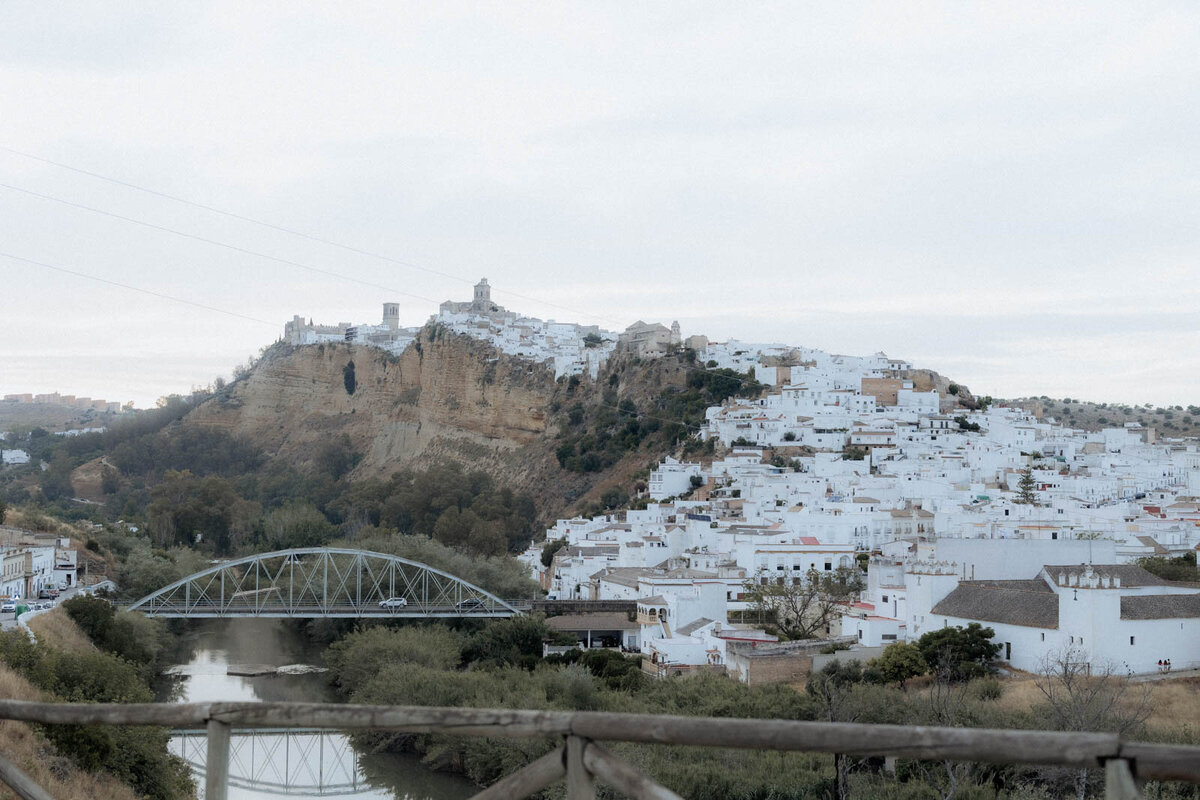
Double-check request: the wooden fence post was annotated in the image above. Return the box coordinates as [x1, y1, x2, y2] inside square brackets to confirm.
[205, 719, 231, 800]
[468, 746, 566, 800]
[1106, 759, 1140, 800]
[0, 751, 58, 800]
[567, 735, 595, 800]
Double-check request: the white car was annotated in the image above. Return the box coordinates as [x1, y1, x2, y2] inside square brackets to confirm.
[1, 602, 16, 613]
[378, 597, 408, 608]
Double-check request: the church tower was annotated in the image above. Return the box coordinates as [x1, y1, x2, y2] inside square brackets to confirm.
[472, 278, 491, 311]
[382, 302, 400, 330]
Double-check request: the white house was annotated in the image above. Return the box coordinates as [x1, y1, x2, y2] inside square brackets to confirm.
[926, 564, 1200, 674]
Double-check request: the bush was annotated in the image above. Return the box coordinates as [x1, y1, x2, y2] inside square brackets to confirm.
[915, 623, 1001, 680]
[0, 631, 192, 800]
[870, 642, 927, 687]
[327, 625, 464, 692]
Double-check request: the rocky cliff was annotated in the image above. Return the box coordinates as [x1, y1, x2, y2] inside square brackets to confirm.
[185, 328, 593, 510]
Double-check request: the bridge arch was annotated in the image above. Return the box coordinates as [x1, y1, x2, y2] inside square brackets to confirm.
[127, 547, 523, 618]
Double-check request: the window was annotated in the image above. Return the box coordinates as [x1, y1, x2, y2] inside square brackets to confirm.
[1130, 636, 1135, 646]
[1040, 632, 1045, 641]
[882, 595, 889, 603]
[824, 561, 832, 570]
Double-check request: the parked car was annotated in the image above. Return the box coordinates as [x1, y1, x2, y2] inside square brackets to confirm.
[455, 598, 485, 611]
[1, 601, 15, 613]
[38, 589, 51, 599]
[48, 588, 59, 598]
[378, 597, 408, 608]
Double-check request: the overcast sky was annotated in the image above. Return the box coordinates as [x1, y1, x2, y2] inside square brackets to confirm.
[1, 3, 1197, 408]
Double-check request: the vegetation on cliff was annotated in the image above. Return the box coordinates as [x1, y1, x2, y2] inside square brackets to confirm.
[552, 353, 762, 475]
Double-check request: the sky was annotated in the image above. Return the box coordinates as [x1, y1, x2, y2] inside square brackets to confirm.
[1, 3, 1197, 409]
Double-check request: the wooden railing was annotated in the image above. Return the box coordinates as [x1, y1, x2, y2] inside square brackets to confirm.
[0, 700, 1197, 800]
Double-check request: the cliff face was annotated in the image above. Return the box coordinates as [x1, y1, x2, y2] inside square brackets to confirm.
[186, 329, 582, 506]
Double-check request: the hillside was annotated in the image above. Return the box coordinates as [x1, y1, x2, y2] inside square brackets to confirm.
[1006, 396, 1200, 438]
[178, 327, 717, 519]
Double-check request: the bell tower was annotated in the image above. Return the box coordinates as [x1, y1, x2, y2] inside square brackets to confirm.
[472, 278, 491, 311]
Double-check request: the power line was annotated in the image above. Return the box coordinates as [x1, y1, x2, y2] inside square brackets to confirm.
[0, 250, 278, 327]
[0, 180, 444, 307]
[0, 144, 618, 325]
[2, 244, 707, 432]
[0, 171, 777, 392]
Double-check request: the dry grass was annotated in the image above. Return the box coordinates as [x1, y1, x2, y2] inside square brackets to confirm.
[0, 665, 141, 800]
[27, 608, 98, 654]
[1, 508, 67, 535]
[992, 674, 1200, 734]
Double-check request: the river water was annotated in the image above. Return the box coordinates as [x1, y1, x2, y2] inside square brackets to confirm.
[166, 619, 476, 800]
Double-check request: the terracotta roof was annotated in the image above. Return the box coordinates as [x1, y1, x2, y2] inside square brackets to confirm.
[1120, 594, 1200, 620]
[932, 580, 1059, 629]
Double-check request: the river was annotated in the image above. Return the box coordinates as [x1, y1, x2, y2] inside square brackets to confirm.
[166, 619, 476, 800]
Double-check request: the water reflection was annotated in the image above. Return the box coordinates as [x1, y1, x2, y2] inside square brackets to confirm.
[167, 619, 475, 800]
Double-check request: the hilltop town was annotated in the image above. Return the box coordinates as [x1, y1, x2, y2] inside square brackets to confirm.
[274, 280, 1200, 682]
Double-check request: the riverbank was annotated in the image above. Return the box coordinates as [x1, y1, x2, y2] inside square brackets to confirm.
[164, 617, 477, 800]
[0, 605, 182, 800]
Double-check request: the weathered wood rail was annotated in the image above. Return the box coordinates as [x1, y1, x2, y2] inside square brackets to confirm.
[0, 700, 1196, 800]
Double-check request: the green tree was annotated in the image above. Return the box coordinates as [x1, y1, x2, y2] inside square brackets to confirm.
[262, 502, 335, 550]
[915, 623, 1001, 680]
[870, 642, 927, 688]
[1014, 465, 1039, 505]
[315, 433, 359, 479]
[540, 538, 567, 567]
[600, 485, 629, 509]
[1136, 552, 1199, 582]
[343, 360, 357, 395]
[39, 452, 76, 501]
[463, 615, 551, 668]
[841, 445, 867, 461]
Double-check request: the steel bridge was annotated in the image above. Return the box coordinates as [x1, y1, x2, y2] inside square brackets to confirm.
[172, 728, 368, 797]
[127, 548, 523, 618]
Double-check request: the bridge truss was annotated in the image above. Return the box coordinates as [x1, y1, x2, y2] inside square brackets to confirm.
[127, 547, 522, 618]
[172, 728, 368, 797]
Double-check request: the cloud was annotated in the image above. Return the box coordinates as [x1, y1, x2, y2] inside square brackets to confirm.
[0, 3, 1196, 407]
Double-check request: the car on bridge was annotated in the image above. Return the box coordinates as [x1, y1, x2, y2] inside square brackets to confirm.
[455, 598, 485, 612]
[378, 597, 408, 608]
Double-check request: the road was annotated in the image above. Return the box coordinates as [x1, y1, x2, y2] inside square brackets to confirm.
[0, 583, 89, 632]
